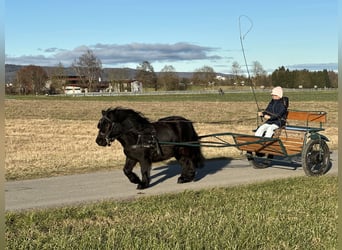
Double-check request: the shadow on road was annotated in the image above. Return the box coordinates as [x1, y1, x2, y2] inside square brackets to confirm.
[148, 154, 321, 188]
[149, 157, 243, 187]
[194, 157, 233, 181]
[268, 157, 301, 170]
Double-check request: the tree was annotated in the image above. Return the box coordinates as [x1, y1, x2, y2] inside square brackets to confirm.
[135, 61, 158, 90]
[252, 61, 266, 77]
[49, 62, 66, 94]
[271, 67, 337, 89]
[314, 69, 331, 88]
[231, 61, 241, 83]
[72, 49, 102, 91]
[158, 65, 179, 90]
[328, 70, 338, 88]
[271, 66, 291, 87]
[251, 61, 268, 87]
[192, 66, 216, 86]
[15, 65, 48, 95]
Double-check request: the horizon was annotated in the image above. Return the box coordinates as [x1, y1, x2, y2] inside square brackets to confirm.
[5, 62, 338, 74]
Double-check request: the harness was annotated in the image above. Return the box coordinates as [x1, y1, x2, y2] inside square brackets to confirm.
[134, 130, 163, 155]
[101, 115, 163, 155]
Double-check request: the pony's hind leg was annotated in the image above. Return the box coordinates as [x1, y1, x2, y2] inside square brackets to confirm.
[123, 158, 142, 186]
[177, 156, 196, 184]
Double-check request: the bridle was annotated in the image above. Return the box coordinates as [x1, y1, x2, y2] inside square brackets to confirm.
[99, 115, 116, 146]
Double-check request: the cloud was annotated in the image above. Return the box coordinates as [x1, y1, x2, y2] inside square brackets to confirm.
[44, 47, 62, 53]
[5, 42, 223, 67]
[5, 54, 54, 65]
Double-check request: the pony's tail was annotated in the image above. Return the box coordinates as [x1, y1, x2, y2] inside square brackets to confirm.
[183, 119, 205, 168]
[194, 147, 205, 168]
[192, 131, 205, 169]
[190, 123, 205, 168]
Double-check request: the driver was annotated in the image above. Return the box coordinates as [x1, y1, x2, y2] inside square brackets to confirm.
[255, 86, 287, 138]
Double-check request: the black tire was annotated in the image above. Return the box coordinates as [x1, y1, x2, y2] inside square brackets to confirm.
[247, 152, 270, 169]
[302, 139, 331, 176]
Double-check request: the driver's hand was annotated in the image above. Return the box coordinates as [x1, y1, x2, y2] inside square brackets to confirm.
[264, 114, 271, 120]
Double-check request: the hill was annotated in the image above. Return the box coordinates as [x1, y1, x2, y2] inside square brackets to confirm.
[5, 64, 233, 83]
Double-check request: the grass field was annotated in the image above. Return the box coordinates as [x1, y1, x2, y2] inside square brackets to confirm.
[5, 90, 338, 180]
[5, 91, 338, 249]
[6, 176, 337, 249]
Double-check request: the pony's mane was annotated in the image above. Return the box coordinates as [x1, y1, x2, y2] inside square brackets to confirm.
[106, 107, 151, 125]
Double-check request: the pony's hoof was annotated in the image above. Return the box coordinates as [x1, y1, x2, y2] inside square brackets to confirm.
[137, 183, 149, 189]
[177, 177, 193, 184]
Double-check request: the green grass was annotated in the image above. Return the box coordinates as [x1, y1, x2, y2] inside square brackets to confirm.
[6, 176, 337, 249]
[5, 89, 337, 102]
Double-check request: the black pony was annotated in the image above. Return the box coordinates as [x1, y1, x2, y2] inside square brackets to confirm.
[96, 107, 205, 189]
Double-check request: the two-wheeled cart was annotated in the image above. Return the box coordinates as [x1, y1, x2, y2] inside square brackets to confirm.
[160, 110, 332, 176]
[231, 109, 331, 175]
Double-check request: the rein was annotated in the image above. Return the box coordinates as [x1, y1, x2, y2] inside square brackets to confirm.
[100, 115, 116, 146]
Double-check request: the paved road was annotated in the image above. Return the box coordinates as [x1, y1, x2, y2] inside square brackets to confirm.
[5, 151, 338, 211]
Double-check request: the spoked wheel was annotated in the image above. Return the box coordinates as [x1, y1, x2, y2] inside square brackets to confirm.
[246, 152, 272, 169]
[302, 139, 331, 176]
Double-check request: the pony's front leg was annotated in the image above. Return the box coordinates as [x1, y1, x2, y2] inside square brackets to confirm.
[123, 158, 141, 186]
[138, 160, 152, 189]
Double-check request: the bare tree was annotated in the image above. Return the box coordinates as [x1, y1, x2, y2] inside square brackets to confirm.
[252, 61, 268, 87]
[158, 65, 179, 90]
[15, 65, 48, 94]
[72, 49, 102, 91]
[192, 66, 216, 86]
[135, 61, 157, 90]
[252, 61, 266, 77]
[231, 61, 241, 78]
[49, 62, 66, 94]
[231, 61, 242, 85]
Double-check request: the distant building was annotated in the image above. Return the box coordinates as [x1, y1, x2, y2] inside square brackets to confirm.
[131, 80, 143, 93]
[105, 79, 143, 93]
[215, 75, 226, 81]
[64, 86, 82, 95]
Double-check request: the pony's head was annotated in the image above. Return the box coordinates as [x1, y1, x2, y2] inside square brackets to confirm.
[95, 107, 150, 146]
[96, 108, 121, 146]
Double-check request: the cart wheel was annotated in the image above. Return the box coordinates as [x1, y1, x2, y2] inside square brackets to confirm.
[246, 152, 271, 169]
[302, 139, 331, 176]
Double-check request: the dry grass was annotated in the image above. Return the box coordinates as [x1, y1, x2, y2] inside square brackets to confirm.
[5, 99, 338, 180]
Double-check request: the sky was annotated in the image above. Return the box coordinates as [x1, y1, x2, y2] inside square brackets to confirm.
[5, 0, 338, 74]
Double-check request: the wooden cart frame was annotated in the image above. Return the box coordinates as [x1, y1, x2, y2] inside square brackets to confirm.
[159, 110, 331, 176]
